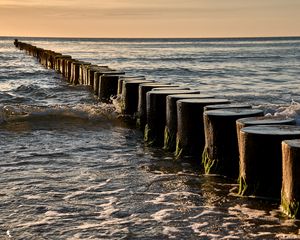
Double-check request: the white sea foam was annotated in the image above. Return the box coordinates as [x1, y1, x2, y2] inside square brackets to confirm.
[97, 188, 126, 195]
[262, 100, 300, 125]
[198, 232, 222, 238]
[151, 209, 174, 222]
[228, 204, 268, 219]
[17, 216, 55, 228]
[111, 95, 122, 114]
[189, 208, 224, 219]
[190, 222, 209, 233]
[274, 100, 300, 125]
[63, 180, 114, 200]
[22, 194, 42, 200]
[0, 103, 119, 123]
[63, 190, 87, 200]
[145, 191, 201, 207]
[275, 233, 300, 239]
[6, 230, 12, 238]
[76, 222, 103, 230]
[162, 226, 180, 239]
[219, 235, 240, 240]
[96, 196, 120, 221]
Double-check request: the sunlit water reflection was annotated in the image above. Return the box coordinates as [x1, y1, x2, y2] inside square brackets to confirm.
[0, 37, 300, 239]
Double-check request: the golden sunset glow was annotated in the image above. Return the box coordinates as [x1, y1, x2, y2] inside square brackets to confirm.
[0, 0, 299, 37]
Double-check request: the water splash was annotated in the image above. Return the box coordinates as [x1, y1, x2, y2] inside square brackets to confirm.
[0, 103, 119, 124]
[261, 100, 300, 125]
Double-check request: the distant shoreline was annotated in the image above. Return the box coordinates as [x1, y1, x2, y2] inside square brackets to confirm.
[1, 36, 300, 42]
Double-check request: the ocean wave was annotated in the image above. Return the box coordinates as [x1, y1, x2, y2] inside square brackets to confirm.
[4, 69, 49, 79]
[0, 103, 119, 125]
[15, 84, 43, 93]
[0, 92, 33, 105]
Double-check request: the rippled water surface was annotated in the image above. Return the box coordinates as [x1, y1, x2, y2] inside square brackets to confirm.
[1, 37, 300, 239]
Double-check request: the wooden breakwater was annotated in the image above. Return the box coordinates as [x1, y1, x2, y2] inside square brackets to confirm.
[14, 39, 300, 219]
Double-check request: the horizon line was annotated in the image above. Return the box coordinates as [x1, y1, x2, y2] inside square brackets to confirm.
[2, 35, 300, 40]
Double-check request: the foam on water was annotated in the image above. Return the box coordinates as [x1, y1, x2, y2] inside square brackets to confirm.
[259, 100, 300, 125]
[0, 103, 119, 125]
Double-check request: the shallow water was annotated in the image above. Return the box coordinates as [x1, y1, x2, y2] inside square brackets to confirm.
[1, 37, 300, 239]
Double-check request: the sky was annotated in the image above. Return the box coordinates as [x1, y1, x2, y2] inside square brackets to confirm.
[0, 0, 299, 38]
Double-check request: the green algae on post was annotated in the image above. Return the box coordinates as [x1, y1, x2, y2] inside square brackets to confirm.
[203, 108, 263, 179]
[281, 139, 300, 219]
[239, 125, 300, 199]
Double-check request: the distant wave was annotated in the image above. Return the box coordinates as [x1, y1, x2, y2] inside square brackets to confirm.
[0, 103, 119, 125]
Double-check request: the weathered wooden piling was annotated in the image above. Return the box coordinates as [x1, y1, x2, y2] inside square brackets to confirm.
[164, 94, 214, 152]
[145, 90, 200, 147]
[202, 108, 264, 178]
[136, 83, 181, 130]
[281, 140, 300, 219]
[71, 61, 83, 85]
[117, 76, 146, 95]
[236, 116, 296, 148]
[48, 51, 62, 70]
[59, 55, 72, 76]
[35, 47, 44, 61]
[86, 65, 98, 86]
[14, 39, 18, 47]
[66, 59, 76, 82]
[89, 66, 125, 95]
[121, 79, 154, 115]
[80, 63, 92, 85]
[93, 71, 101, 95]
[238, 125, 300, 199]
[53, 55, 68, 73]
[204, 103, 252, 111]
[236, 116, 295, 132]
[175, 98, 230, 160]
[98, 75, 123, 102]
[151, 85, 190, 92]
[91, 67, 114, 94]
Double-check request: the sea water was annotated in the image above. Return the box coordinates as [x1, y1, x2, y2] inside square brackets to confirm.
[1, 37, 300, 239]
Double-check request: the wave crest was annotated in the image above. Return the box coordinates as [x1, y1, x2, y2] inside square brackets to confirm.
[0, 103, 119, 124]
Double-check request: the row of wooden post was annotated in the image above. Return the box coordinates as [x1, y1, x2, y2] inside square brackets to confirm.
[14, 39, 300, 219]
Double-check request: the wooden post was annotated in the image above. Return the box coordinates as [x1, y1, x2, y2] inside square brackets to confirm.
[164, 93, 214, 152]
[14, 39, 18, 47]
[71, 62, 81, 85]
[92, 67, 120, 95]
[117, 76, 146, 95]
[145, 90, 200, 147]
[203, 108, 264, 179]
[204, 103, 252, 111]
[93, 71, 102, 96]
[281, 140, 300, 219]
[236, 116, 295, 152]
[87, 66, 98, 86]
[175, 98, 230, 160]
[80, 63, 92, 85]
[136, 83, 180, 130]
[239, 125, 300, 199]
[99, 75, 124, 102]
[151, 87, 190, 91]
[59, 55, 72, 76]
[121, 79, 154, 115]
[237, 116, 295, 133]
[66, 59, 76, 82]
